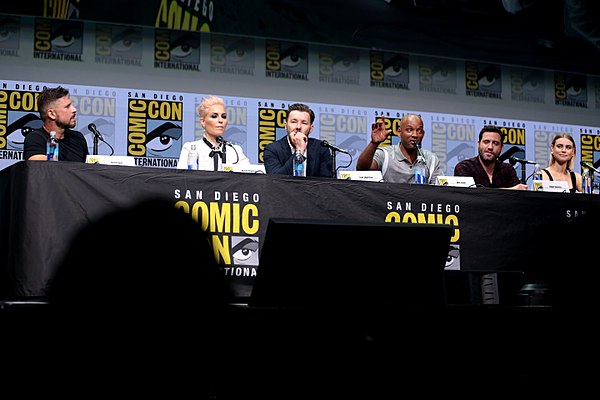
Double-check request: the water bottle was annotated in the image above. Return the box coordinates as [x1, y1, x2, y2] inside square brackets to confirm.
[582, 167, 591, 194]
[414, 167, 425, 184]
[414, 162, 426, 184]
[414, 144, 426, 184]
[293, 150, 305, 177]
[531, 168, 542, 191]
[46, 131, 59, 161]
[187, 144, 198, 170]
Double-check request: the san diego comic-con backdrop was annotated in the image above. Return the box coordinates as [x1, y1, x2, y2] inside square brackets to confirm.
[1, 11, 600, 299]
[2, 78, 599, 176]
[0, 14, 599, 173]
[2, 77, 600, 300]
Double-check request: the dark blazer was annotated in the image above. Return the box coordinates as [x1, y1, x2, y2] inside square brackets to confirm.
[264, 136, 333, 177]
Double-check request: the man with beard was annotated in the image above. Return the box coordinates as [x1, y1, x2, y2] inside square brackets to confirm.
[454, 125, 527, 190]
[24, 86, 88, 162]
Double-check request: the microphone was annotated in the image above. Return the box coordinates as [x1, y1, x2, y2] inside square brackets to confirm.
[216, 136, 231, 146]
[88, 123, 104, 141]
[581, 160, 600, 174]
[509, 156, 536, 165]
[414, 141, 426, 162]
[321, 140, 349, 154]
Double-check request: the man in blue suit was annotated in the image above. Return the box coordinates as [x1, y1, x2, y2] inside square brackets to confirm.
[264, 103, 333, 177]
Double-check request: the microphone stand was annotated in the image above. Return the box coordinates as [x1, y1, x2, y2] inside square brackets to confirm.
[509, 157, 527, 183]
[519, 163, 526, 184]
[331, 149, 337, 178]
[93, 134, 99, 155]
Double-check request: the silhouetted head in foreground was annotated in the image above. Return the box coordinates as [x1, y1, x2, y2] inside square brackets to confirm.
[46, 199, 229, 393]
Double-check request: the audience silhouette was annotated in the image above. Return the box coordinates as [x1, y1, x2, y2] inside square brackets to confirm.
[46, 199, 230, 397]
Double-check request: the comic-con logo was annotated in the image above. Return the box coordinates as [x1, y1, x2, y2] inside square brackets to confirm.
[95, 24, 143, 66]
[154, 29, 201, 71]
[70, 90, 117, 156]
[318, 46, 360, 85]
[127, 94, 183, 168]
[33, 18, 83, 61]
[370, 51, 409, 89]
[265, 40, 308, 80]
[174, 188, 262, 277]
[319, 108, 368, 170]
[465, 61, 501, 99]
[510, 67, 545, 103]
[429, 117, 476, 175]
[580, 133, 600, 166]
[210, 34, 255, 76]
[554, 72, 587, 108]
[257, 104, 287, 163]
[418, 56, 456, 94]
[0, 88, 42, 154]
[0, 16, 20, 57]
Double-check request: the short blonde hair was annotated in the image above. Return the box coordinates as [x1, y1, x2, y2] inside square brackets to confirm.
[197, 95, 225, 119]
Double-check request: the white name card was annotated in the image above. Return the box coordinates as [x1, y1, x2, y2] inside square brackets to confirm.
[223, 163, 266, 174]
[436, 176, 475, 187]
[337, 170, 384, 182]
[532, 180, 569, 193]
[86, 155, 136, 166]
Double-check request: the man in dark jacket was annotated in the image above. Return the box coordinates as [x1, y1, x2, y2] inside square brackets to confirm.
[263, 103, 333, 177]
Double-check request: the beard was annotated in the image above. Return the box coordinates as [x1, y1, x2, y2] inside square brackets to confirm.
[56, 118, 76, 129]
[478, 151, 498, 165]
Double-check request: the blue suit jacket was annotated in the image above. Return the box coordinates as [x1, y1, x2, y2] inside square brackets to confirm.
[264, 136, 333, 177]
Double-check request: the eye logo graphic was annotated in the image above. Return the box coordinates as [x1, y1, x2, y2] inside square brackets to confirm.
[0, 87, 43, 151]
[419, 56, 457, 94]
[145, 121, 183, 158]
[95, 25, 143, 66]
[3, 112, 43, 151]
[154, 29, 201, 71]
[265, 40, 308, 80]
[127, 97, 183, 164]
[510, 67, 545, 103]
[554, 72, 587, 108]
[0, 16, 20, 55]
[33, 18, 83, 61]
[370, 51, 409, 89]
[231, 237, 259, 266]
[210, 35, 255, 76]
[318, 46, 360, 85]
[465, 62, 502, 99]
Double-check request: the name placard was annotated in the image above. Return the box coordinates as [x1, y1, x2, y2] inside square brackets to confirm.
[436, 176, 475, 187]
[337, 170, 384, 182]
[532, 180, 569, 193]
[86, 155, 136, 166]
[223, 163, 266, 174]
